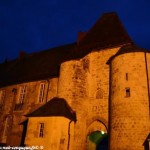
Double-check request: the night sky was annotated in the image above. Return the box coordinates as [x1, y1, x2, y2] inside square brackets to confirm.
[0, 0, 150, 63]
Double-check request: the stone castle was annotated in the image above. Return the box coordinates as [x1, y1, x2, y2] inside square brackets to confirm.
[0, 12, 150, 150]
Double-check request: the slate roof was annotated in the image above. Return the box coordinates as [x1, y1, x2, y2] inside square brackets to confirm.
[0, 12, 133, 87]
[0, 43, 76, 87]
[25, 97, 76, 121]
[107, 44, 150, 64]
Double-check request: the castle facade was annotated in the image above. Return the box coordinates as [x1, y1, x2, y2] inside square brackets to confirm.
[0, 12, 150, 150]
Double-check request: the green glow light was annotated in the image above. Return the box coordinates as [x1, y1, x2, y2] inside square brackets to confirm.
[88, 131, 108, 145]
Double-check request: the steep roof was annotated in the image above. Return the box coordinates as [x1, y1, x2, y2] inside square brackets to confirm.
[70, 12, 133, 59]
[0, 12, 133, 87]
[25, 97, 76, 121]
[0, 43, 76, 87]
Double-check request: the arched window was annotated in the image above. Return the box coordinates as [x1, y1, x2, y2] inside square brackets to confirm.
[96, 89, 104, 99]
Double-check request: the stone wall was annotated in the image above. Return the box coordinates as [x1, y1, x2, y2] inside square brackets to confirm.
[25, 117, 73, 150]
[58, 46, 120, 149]
[109, 52, 150, 150]
[146, 53, 150, 117]
[0, 78, 58, 146]
[1, 44, 149, 150]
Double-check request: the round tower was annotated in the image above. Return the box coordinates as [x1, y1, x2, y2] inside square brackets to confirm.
[58, 59, 87, 106]
[108, 45, 150, 150]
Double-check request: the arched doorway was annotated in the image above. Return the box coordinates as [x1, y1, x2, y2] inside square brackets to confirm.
[86, 120, 108, 150]
[87, 131, 108, 150]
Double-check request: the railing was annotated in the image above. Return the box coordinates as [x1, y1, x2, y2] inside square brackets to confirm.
[14, 103, 24, 111]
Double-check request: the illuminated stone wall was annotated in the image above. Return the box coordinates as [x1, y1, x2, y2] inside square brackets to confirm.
[109, 52, 150, 150]
[58, 46, 120, 149]
[25, 117, 73, 150]
[0, 45, 150, 150]
[0, 78, 58, 146]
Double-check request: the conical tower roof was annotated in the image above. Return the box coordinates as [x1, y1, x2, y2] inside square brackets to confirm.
[106, 44, 150, 64]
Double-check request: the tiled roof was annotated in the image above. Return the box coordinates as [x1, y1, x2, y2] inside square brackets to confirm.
[0, 43, 76, 87]
[25, 97, 76, 121]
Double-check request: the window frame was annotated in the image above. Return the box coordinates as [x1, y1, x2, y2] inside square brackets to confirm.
[18, 85, 26, 104]
[14, 86, 26, 111]
[39, 123, 45, 138]
[125, 87, 130, 97]
[38, 83, 45, 103]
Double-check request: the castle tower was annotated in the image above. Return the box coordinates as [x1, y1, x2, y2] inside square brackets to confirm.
[107, 44, 150, 150]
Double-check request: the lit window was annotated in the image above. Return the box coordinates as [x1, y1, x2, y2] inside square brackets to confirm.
[39, 123, 44, 138]
[0, 90, 5, 105]
[125, 88, 130, 97]
[38, 83, 45, 103]
[18, 85, 26, 104]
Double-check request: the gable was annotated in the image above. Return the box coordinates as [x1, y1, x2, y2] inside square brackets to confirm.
[25, 97, 76, 121]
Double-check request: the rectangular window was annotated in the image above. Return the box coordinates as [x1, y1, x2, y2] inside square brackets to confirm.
[3, 117, 9, 137]
[14, 86, 26, 111]
[18, 85, 26, 104]
[126, 73, 128, 81]
[39, 123, 44, 138]
[125, 88, 130, 97]
[38, 83, 45, 103]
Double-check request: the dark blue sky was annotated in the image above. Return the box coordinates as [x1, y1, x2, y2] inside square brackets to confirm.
[0, 0, 150, 63]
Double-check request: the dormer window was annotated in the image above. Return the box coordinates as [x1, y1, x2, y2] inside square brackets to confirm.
[38, 83, 45, 103]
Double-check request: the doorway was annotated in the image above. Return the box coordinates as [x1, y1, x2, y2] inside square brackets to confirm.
[87, 130, 108, 150]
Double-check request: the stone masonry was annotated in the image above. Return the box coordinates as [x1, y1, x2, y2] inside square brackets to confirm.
[0, 12, 150, 150]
